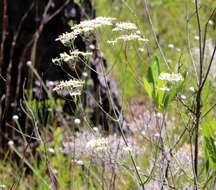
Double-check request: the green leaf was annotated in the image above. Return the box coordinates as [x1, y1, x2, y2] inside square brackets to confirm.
[145, 57, 161, 108]
[162, 93, 170, 109]
[151, 57, 160, 84]
[53, 127, 63, 147]
[144, 78, 153, 98]
[204, 136, 216, 169]
[147, 57, 160, 88]
[162, 86, 175, 109]
[202, 121, 216, 137]
[153, 92, 159, 107]
[147, 67, 154, 86]
[202, 121, 216, 170]
[157, 79, 165, 108]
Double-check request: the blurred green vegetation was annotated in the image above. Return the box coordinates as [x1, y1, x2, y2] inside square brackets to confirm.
[93, 0, 216, 101]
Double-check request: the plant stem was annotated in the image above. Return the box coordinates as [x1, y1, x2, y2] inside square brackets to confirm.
[194, 0, 202, 189]
[194, 89, 201, 190]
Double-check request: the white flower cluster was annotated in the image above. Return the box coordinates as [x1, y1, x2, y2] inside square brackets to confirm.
[117, 34, 149, 42]
[159, 73, 184, 82]
[72, 17, 115, 30]
[107, 33, 149, 44]
[107, 21, 149, 43]
[70, 49, 92, 56]
[159, 87, 170, 91]
[52, 52, 73, 66]
[86, 137, 108, 152]
[52, 50, 92, 66]
[53, 79, 84, 96]
[112, 22, 137, 31]
[56, 17, 116, 45]
[168, 44, 174, 49]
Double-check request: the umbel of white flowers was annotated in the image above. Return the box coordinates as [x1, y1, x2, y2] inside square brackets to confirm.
[56, 17, 116, 46]
[159, 73, 184, 82]
[52, 50, 92, 66]
[56, 17, 149, 46]
[86, 138, 108, 152]
[112, 22, 137, 31]
[53, 79, 84, 96]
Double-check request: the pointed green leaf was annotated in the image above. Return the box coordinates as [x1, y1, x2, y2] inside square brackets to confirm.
[144, 78, 153, 98]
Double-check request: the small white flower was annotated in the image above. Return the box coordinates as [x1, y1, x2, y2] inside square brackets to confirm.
[74, 118, 81, 125]
[209, 20, 214, 25]
[89, 44, 95, 50]
[12, 115, 19, 121]
[156, 112, 163, 119]
[214, 141, 216, 146]
[74, 160, 84, 165]
[136, 30, 141, 35]
[167, 59, 172, 64]
[82, 72, 88, 78]
[154, 133, 160, 137]
[138, 47, 145, 52]
[46, 81, 55, 87]
[194, 36, 199, 40]
[47, 148, 55, 153]
[176, 48, 181, 52]
[189, 86, 195, 93]
[180, 94, 186, 100]
[0, 185, 6, 189]
[93, 127, 99, 132]
[34, 80, 41, 87]
[168, 44, 174, 49]
[26, 61, 32, 66]
[141, 130, 146, 136]
[8, 140, 14, 146]
[47, 108, 52, 112]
